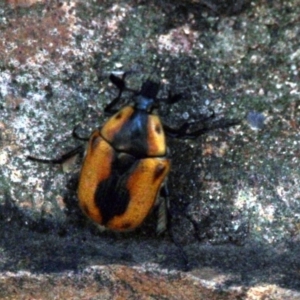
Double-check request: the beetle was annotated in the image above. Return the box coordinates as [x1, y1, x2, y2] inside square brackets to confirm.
[28, 72, 239, 235]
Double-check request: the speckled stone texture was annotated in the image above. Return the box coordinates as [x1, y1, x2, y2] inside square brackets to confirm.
[1, 0, 300, 298]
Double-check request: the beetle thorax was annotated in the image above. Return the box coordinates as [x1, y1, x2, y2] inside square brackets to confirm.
[101, 106, 166, 158]
[134, 95, 155, 112]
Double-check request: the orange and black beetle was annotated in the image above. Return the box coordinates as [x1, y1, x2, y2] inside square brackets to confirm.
[77, 75, 172, 233]
[28, 73, 239, 234]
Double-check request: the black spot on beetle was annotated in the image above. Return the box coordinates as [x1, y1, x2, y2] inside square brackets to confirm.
[94, 153, 137, 224]
[155, 124, 162, 134]
[95, 175, 131, 225]
[115, 112, 122, 120]
[153, 163, 166, 182]
[120, 222, 132, 230]
[81, 203, 90, 216]
[91, 135, 101, 152]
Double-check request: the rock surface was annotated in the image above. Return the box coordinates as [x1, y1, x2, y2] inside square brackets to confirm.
[1, 0, 300, 298]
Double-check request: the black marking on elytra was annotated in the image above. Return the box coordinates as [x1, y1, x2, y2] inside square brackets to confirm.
[153, 163, 166, 182]
[155, 124, 162, 134]
[94, 151, 138, 224]
[114, 112, 123, 120]
[90, 134, 101, 152]
[119, 222, 133, 230]
[81, 203, 90, 217]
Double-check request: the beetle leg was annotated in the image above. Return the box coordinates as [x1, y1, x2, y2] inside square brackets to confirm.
[27, 145, 84, 164]
[163, 109, 214, 138]
[163, 122, 191, 138]
[164, 117, 240, 139]
[105, 73, 138, 115]
[72, 125, 89, 141]
[178, 118, 241, 139]
[156, 184, 170, 235]
[104, 73, 127, 115]
[159, 183, 191, 270]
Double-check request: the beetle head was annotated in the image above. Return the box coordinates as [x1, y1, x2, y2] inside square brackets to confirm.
[134, 80, 160, 112]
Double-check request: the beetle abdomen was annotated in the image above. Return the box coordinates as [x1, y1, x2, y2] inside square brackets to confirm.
[97, 155, 170, 231]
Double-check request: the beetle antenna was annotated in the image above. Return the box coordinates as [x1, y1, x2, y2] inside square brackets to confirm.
[109, 73, 126, 91]
[109, 73, 138, 94]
